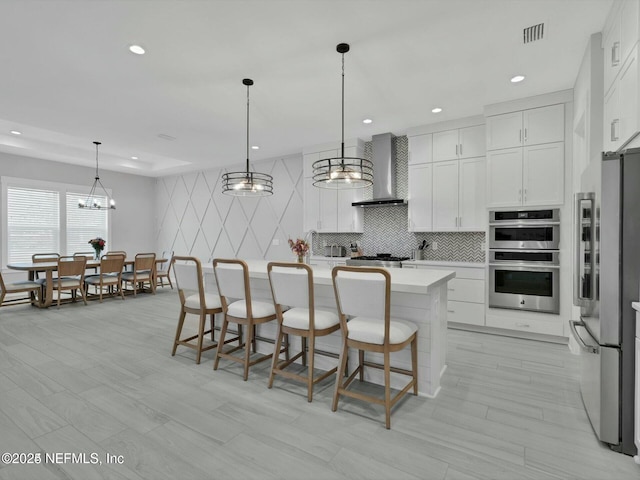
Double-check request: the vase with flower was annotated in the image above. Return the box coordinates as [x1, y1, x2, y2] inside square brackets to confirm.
[288, 238, 310, 263]
[88, 237, 106, 260]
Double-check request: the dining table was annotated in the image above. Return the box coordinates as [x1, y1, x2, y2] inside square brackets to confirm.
[7, 258, 167, 308]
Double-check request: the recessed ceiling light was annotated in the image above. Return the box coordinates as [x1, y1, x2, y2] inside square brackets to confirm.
[9, 130, 21, 135]
[131, 156, 138, 160]
[362, 118, 373, 124]
[511, 75, 525, 83]
[129, 45, 145, 55]
[431, 107, 443, 113]
[251, 145, 259, 150]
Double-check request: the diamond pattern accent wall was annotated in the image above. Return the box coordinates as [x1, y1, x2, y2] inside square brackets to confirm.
[155, 155, 305, 262]
[316, 136, 485, 263]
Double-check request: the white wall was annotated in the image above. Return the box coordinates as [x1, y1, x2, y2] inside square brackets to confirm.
[154, 154, 304, 262]
[0, 151, 156, 261]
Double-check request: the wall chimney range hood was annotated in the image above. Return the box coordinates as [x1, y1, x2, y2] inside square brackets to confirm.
[352, 132, 407, 207]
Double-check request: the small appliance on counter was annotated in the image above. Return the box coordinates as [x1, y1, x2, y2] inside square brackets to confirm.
[350, 242, 363, 258]
[324, 245, 346, 257]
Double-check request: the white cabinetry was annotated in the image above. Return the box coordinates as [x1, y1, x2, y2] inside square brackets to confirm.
[486, 103, 564, 208]
[408, 133, 433, 165]
[432, 157, 486, 231]
[487, 142, 564, 207]
[602, 0, 640, 151]
[486, 104, 564, 150]
[433, 124, 485, 162]
[403, 263, 486, 327]
[303, 143, 364, 233]
[408, 163, 433, 232]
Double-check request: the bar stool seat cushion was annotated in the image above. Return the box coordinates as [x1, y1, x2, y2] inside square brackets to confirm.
[282, 307, 339, 330]
[227, 299, 276, 319]
[185, 293, 222, 310]
[347, 317, 418, 345]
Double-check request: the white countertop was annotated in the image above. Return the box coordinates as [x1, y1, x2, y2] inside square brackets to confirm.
[402, 260, 486, 269]
[205, 259, 455, 295]
[632, 302, 640, 312]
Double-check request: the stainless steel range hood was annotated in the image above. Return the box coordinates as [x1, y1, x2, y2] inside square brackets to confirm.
[352, 132, 406, 207]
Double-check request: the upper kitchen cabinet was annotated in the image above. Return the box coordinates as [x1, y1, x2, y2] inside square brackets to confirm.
[408, 133, 433, 165]
[486, 104, 564, 150]
[408, 163, 433, 232]
[302, 141, 364, 233]
[432, 157, 486, 231]
[487, 142, 564, 207]
[433, 124, 485, 162]
[603, 0, 639, 95]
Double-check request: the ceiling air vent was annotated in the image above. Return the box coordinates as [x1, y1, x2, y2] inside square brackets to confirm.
[523, 23, 544, 44]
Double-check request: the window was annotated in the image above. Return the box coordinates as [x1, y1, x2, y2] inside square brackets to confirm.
[2, 177, 111, 266]
[7, 187, 60, 263]
[66, 192, 108, 255]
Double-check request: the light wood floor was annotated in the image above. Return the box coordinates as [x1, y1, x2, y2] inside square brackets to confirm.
[0, 289, 638, 480]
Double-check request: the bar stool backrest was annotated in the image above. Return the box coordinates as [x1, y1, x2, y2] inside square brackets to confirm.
[172, 256, 204, 307]
[268, 263, 311, 310]
[332, 267, 389, 321]
[213, 259, 248, 301]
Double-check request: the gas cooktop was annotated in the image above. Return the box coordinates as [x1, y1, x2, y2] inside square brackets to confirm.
[345, 255, 410, 268]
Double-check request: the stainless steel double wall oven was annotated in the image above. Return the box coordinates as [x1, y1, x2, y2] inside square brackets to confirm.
[488, 208, 560, 314]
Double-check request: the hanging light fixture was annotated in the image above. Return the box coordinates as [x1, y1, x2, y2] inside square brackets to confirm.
[313, 43, 373, 189]
[221, 78, 273, 196]
[78, 141, 116, 210]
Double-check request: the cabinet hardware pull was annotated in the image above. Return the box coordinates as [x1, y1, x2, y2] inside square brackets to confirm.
[447, 309, 455, 313]
[459, 216, 462, 227]
[459, 143, 463, 156]
[524, 189, 527, 203]
[612, 41, 620, 67]
[455, 144, 458, 156]
[519, 129, 522, 144]
[524, 128, 528, 142]
[516, 323, 530, 328]
[611, 119, 620, 142]
[448, 288, 455, 291]
[519, 189, 522, 203]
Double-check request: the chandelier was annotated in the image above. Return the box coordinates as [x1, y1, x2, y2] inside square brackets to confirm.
[312, 43, 373, 189]
[221, 78, 273, 196]
[78, 141, 116, 210]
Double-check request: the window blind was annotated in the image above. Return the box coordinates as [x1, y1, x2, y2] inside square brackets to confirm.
[66, 192, 108, 255]
[7, 187, 60, 263]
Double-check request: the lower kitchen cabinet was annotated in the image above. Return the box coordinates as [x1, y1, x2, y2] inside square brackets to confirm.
[403, 262, 485, 326]
[485, 309, 564, 336]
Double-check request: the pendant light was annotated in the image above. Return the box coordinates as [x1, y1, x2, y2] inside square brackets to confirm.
[312, 43, 373, 189]
[78, 141, 116, 210]
[221, 78, 273, 196]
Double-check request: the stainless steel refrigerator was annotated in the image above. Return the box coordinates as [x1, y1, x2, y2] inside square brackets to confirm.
[571, 148, 640, 456]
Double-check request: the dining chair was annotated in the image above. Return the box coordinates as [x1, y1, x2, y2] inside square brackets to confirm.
[172, 256, 233, 364]
[156, 250, 174, 289]
[212, 258, 288, 380]
[84, 254, 125, 302]
[44, 256, 88, 308]
[32, 253, 60, 282]
[121, 252, 156, 296]
[267, 262, 340, 402]
[0, 272, 41, 308]
[331, 266, 418, 429]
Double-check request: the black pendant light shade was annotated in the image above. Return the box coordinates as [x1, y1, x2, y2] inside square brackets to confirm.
[222, 79, 273, 196]
[78, 141, 116, 210]
[312, 43, 373, 189]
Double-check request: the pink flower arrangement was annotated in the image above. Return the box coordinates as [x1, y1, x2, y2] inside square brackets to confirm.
[88, 237, 106, 251]
[288, 238, 309, 256]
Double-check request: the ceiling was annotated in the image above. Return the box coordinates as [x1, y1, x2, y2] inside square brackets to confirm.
[0, 0, 611, 177]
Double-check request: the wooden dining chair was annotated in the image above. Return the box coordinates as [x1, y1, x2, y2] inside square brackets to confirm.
[121, 252, 156, 296]
[331, 266, 418, 429]
[84, 254, 125, 302]
[0, 272, 41, 308]
[212, 258, 288, 380]
[267, 262, 340, 402]
[44, 256, 88, 308]
[156, 250, 174, 289]
[171, 256, 231, 364]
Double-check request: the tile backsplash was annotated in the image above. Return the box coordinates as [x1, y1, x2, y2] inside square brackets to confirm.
[315, 136, 486, 263]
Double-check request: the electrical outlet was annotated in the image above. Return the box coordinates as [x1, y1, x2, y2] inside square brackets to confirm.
[432, 241, 438, 250]
[480, 242, 486, 250]
[272, 239, 280, 246]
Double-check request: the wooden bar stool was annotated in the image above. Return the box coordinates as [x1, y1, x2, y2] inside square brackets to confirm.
[212, 259, 287, 381]
[171, 256, 235, 364]
[267, 262, 340, 402]
[331, 266, 418, 429]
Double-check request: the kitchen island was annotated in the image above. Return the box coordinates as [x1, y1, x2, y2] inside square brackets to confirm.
[203, 260, 455, 397]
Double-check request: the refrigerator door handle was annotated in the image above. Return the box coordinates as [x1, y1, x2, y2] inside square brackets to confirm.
[569, 320, 599, 354]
